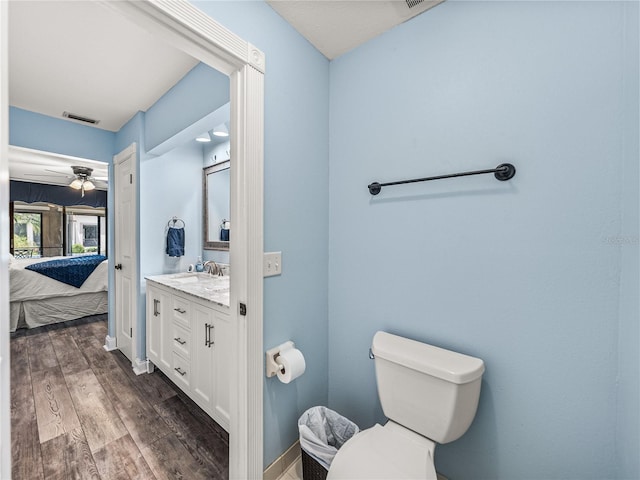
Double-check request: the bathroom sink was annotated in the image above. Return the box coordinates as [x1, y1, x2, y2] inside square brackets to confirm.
[168, 272, 228, 288]
[173, 275, 200, 284]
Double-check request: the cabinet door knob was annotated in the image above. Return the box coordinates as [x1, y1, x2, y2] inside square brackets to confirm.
[114, 264, 123, 270]
[174, 337, 186, 345]
[173, 308, 186, 314]
[153, 299, 160, 316]
[174, 367, 187, 376]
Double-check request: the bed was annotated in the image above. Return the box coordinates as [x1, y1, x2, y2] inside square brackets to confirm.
[9, 254, 108, 332]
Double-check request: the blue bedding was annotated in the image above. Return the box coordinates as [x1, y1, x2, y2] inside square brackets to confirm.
[25, 255, 107, 288]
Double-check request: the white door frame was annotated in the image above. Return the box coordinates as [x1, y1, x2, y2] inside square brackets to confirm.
[0, 1, 265, 478]
[0, 1, 11, 478]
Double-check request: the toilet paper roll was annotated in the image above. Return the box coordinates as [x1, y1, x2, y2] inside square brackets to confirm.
[276, 348, 306, 384]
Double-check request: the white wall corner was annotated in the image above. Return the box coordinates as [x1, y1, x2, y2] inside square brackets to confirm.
[132, 357, 150, 375]
[103, 335, 117, 351]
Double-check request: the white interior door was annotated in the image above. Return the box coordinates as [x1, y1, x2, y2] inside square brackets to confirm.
[114, 144, 137, 362]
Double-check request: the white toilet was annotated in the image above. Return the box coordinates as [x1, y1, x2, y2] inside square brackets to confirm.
[327, 331, 485, 480]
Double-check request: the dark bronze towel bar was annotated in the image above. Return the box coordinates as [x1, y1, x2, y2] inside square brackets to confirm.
[368, 163, 516, 196]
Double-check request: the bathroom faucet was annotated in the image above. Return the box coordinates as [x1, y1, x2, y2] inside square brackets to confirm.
[203, 260, 223, 276]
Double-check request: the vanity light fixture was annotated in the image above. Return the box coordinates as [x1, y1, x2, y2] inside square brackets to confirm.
[213, 123, 229, 137]
[196, 132, 212, 143]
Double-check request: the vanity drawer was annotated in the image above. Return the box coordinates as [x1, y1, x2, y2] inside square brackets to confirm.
[172, 352, 190, 389]
[172, 323, 191, 358]
[171, 296, 191, 328]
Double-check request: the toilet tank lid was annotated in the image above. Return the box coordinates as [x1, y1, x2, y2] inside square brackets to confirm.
[371, 331, 485, 384]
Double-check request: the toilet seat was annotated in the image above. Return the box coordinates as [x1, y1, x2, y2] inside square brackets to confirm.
[327, 421, 438, 480]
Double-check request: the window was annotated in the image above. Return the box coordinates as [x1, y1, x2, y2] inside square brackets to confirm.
[65, 207, 106, 256]
[13, 211, 43, 258]
[9, 202, 106, 258]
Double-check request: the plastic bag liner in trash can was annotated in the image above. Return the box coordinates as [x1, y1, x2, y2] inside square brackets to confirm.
[298, 406, 360, 471]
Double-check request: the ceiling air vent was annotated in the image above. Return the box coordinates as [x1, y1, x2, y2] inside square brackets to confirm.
[406, 0, 425, 8]
[62, 111, 100, 125]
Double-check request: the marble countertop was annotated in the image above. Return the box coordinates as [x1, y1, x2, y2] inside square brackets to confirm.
[145, 272, 230, 308]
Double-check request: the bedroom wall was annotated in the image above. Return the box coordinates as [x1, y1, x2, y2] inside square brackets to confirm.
[327, 2, 638, 479]
[9, 106, 115, 162]
[191, 1, 331, 468]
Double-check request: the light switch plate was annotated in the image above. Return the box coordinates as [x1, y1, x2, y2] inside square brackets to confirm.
[263, 252, 282, 277]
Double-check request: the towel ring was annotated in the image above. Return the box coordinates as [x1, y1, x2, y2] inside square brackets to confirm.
[168, 217, 185, 228]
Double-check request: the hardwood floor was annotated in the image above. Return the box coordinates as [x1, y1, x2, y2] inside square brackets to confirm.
[11, 315, 229, 480]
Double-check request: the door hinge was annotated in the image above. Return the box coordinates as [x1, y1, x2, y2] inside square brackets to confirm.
[239, 303, 247, 316]
[129, 173, 133, 184]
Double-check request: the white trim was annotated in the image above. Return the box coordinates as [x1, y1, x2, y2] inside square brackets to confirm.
[0, 2, 10, 477]
[96, 2, 264, 478]
[132, 357, 150, 376]
[103, 335, 117, 351]
[264, 440, 301, 480]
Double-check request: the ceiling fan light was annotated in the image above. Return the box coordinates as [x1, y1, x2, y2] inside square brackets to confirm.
[69, 178, 83, 189]
[83, 180, 96, 191]
[196, 133, 211, 143]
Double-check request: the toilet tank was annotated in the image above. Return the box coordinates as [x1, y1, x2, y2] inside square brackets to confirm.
[371, 331, 485, 444]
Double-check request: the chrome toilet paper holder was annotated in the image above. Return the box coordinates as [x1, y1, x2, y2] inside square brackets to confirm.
[265, 340, 295, 378]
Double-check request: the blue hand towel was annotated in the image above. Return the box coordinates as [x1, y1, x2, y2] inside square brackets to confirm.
[166, 227, 185, 257]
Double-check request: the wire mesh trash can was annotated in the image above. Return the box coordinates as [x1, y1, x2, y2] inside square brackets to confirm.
[298, 406, 359, 480]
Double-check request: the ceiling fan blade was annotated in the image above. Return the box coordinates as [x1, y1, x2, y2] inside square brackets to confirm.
[44, 168, 72, 176]
[24, 172, 68, 178]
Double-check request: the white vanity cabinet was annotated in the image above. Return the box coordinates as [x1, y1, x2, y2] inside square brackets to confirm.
[145, 279, 230, 432]
[191, 303, 231, 427]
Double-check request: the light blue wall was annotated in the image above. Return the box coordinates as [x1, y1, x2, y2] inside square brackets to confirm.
[145, 63, 229, 152]
[616, 2, 639, 478]
[140, 142, 204, 277]
[9, 106, 115, 162]
[192, 1, 330, 468]
[327, 2, 638, 479]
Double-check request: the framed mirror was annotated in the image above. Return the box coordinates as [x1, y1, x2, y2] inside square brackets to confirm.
[204, 160, 230, 250]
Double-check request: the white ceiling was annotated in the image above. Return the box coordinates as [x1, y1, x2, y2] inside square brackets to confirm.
[266, 0, 444, 59]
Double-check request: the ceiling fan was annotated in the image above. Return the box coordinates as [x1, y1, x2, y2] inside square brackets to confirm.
[23, 164, 108, 196]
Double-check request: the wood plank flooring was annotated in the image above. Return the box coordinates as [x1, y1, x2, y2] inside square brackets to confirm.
[11, 315, 229, 480]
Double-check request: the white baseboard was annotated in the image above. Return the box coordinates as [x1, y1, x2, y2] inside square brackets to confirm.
[103, 335, 117, 351]
[132, 357, 150, 376]
[264, 440, 300, 480]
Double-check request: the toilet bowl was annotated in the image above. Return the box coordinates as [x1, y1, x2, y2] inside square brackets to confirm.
[328, 421, 437, 480]
[327, 331, 484, 480]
